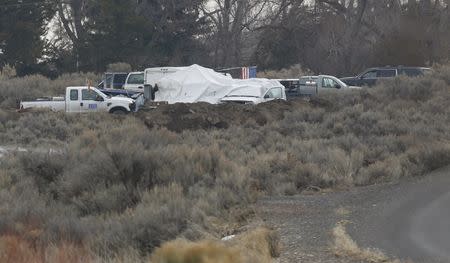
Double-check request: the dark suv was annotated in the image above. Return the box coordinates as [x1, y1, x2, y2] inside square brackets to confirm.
[340, 66, 431, 87]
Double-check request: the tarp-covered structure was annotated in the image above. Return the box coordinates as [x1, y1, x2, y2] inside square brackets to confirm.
[155, 64, 284, 104]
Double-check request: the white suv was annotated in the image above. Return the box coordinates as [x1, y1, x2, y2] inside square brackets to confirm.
[123, 72, 144, 92]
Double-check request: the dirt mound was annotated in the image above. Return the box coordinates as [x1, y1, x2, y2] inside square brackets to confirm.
[136, 99, 312, 133]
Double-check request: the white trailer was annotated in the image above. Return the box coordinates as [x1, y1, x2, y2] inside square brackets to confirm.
[143, 67, 188, 86]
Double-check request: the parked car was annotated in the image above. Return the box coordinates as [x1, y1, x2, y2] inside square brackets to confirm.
[123, 72, 144, 92]
[340, 66, 431, 87]
[220, 80, 286, 105]
[20, 86, 142, 114]
[97, 72, 129, 89]
[285, 75, 358, 98]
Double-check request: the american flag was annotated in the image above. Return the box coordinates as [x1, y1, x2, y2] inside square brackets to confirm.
[241, 66, 257, 79]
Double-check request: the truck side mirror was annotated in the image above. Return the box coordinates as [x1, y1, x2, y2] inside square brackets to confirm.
[334, 84, 341, 89]
[95, 95, 104, 101]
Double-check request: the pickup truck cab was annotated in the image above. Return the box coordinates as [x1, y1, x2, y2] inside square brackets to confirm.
[123, 72, 144, 92]
[340, 66, 431, 87]
[20, 86, 139, 114]
[289, 75, 359, 98]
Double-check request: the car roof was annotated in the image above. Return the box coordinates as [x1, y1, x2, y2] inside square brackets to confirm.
[366, 66, 430, 71]
[274, 79, 300, 81]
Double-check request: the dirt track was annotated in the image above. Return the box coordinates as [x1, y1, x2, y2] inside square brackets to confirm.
[257, 167, 450, 263]
[257, 189, 359, 263]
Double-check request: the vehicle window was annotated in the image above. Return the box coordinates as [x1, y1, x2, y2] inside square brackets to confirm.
[322, 78, 338, 88]
[70, 90, 78, 101]
[361, 71, 377, 79]
[127, 73, 144, 84]
[377, 69, 396, 78]
[82, 89, 98, 101]
[105, 75, 113, 88]
[398, 68, 422, 77]
[113, 74, 128, 84]
[266, 87, 283, 99]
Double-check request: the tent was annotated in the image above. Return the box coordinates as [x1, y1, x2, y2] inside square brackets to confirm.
[155, 64, 284, 104]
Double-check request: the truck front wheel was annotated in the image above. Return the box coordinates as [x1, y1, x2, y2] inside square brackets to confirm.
[110, 108, 128, 115]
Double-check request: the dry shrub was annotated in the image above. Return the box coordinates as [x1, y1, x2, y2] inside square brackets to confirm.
[151, 240, 241, 263]
[405, 142, 450, 175]
[0, 235, 94, 263]
[232, 227, 281, 262]
[151, 227, 280, 263]
[0, 72, 99, 108]
[0, 65, 17, 79]
[106, 62, 132, 72]
[358, 157, 403, 185]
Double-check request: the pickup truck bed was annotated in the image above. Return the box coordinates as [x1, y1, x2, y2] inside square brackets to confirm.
[20, 98, 66, 111]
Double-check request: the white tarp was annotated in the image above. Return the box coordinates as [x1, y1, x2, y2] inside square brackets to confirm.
[154, 64, 284, 104]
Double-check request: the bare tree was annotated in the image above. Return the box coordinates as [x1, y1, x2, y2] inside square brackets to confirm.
[56, 0, 89, 70]
[202, 0, 274, 67]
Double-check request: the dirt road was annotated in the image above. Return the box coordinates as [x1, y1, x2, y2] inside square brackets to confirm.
[350, 166, 450, 263]
[257, 166, 450, 263]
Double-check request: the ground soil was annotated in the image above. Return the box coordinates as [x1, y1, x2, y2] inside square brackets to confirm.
[135, 98, 329, 133]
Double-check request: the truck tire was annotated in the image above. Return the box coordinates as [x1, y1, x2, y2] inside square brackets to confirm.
[110, 108, 128, 115]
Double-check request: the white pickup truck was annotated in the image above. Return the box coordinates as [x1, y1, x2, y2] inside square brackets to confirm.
[20, 86, 141, 114]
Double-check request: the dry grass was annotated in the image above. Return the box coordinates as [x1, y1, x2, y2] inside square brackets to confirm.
[151, 240, 241, 263]
[332, 222, 404, 263]
[151, 227, 280, 263]
[0, 234, 94, 263]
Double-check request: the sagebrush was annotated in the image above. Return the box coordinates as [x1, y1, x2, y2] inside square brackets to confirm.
[0, 64, 449, 262]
